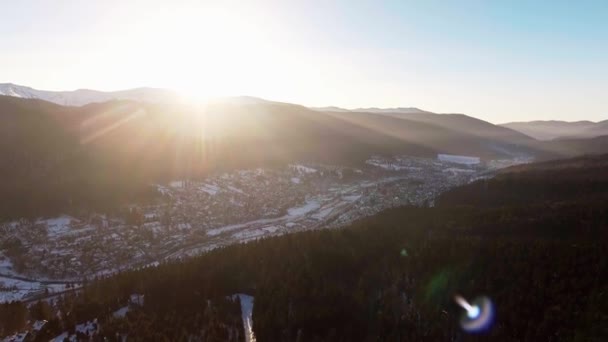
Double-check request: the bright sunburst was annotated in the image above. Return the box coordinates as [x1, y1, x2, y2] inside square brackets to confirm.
[113, 2, 278, 101]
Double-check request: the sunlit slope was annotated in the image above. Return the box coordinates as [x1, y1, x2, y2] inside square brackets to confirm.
[1, 95, 605, 217]
[502, 120, 608, 140]
[535, 135, 608, 160]
[327, 110, 539, 159]
[389, 111, 535, 143]
[77, 101, 436, 175]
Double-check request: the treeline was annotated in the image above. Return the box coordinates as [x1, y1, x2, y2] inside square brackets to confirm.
[0, 294, 245, 341]
[438, 154, 608, 208]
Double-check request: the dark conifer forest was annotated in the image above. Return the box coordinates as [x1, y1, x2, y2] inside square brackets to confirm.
[1, 154, 607, 341]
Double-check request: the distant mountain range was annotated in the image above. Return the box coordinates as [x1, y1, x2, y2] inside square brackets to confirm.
[3, 83, 604, 142]
[0, 83, 180, 106]
[1, 83, 608, 217]
[324, 105, 608, 142]
[313, 106, 428, 114]
[501, 120, 608, 140]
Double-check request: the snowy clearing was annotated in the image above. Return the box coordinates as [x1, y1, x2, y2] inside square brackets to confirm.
[37, 215, 77, 237]
[235, 294, 256, 342]
[289, 164, 317, 174]
[287, 199, 320, 216]
[113, 306, 129, 318]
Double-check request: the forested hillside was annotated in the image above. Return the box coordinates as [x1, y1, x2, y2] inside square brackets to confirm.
[2, 155, 607, 341]
[3, 95, 607, 219]
[438, 153, 608, 210]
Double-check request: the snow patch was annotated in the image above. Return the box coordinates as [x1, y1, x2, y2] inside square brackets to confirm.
[200, 183, 220, 195]
[37, 215, 77, 237]
[234, 294, 256, 342]
[51, 320, 98, 342]
[227, 185, 245, 194]
[113, 306, 129, 318]
[289, 164, 317, 174]
[437, 154, 480, 165]
[130, 293, 145, 306]
[169, 180, 185, 188]
[365, 160, 411, 171]
[232, 225, 280, 240]
[2, 332, 28, 342]
[287, 200, 320, 216]
[311, 207, 334, 220]
[342, 195, 361, 202]
[443, 167, 475, 174]
[207, 217, 284, 236]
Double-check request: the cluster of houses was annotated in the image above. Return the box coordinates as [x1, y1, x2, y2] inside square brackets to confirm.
[1, 157, 492, 284]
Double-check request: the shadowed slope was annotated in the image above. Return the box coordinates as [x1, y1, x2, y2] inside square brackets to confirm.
[0, 95, 604, 217]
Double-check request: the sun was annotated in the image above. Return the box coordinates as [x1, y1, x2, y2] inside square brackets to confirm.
[89, 1, 324, 105]
[147, 4, 277, 101]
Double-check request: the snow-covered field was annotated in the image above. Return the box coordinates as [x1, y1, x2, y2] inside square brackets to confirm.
[37, 215, 77, 238]
[0, 253, 15, 275]
[113, 306, 130, 318]
[206, 217, 286, 237]
[51, 320, 98, 342]
[366, 159, 417, 171]
[287, 199, 321, 216]
[0, 276, 68, 303]
[232, 226, 280, 240]
[289, 164, 317, 174]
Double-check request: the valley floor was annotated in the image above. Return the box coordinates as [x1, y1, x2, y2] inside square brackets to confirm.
[0, 155, 526, 303]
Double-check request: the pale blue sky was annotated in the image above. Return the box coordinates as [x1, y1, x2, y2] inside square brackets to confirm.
[1, 0, 606, 123]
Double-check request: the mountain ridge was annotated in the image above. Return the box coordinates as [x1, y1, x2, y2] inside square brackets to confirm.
[0, 83, 180, 106]
[501, 119, 608, 140]
[1, 94, 607, 219]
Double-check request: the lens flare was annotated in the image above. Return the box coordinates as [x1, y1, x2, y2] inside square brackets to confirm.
[454, 295, 495, 333]
[467, 305, 480, 319]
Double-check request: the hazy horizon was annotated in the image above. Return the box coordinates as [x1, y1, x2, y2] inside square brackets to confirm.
[1, 0, 607, 123]
[2, 81, 606, 125]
